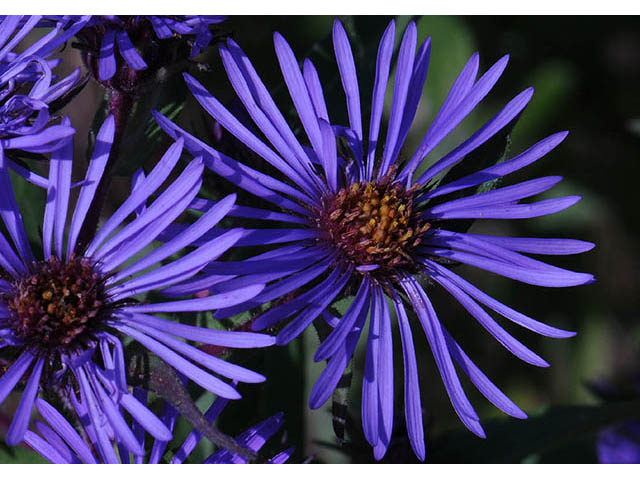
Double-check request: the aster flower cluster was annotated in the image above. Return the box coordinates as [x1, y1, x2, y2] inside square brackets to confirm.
[0, 14, 601, 464]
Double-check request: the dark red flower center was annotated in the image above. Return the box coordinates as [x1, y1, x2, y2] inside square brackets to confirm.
[316, 168, 430, 277]
[3, 255, 108, 352]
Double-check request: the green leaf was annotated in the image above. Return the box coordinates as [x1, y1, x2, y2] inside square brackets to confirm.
[0, 443, 49, 464]
[430, 400, 640, 463]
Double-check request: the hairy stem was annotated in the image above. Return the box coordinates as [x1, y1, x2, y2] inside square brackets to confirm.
[127, 351, 262, 463]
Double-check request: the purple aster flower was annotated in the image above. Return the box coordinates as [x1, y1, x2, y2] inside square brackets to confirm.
[42, 15, 225, 82]
[154, 19, 594, 461]
[0, 16, 89, 155]
[23, 389, 292, 464]
[0, 115, 273, 450]
[597, 422, 640, 464]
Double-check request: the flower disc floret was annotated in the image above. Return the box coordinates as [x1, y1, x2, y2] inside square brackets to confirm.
[316, 168, 429, 277]
[3, 255, 107, 351]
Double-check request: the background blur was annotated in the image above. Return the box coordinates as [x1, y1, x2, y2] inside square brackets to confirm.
[2, 15, 639, 463]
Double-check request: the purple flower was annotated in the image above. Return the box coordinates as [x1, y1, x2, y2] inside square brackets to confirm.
[23, 390, 292, 464]
[155, 19, 594, 461]
[598, 422, 640, 464]
[0, 16, 89, 155]
[42, 15, 225, 82]
[0, 115, 273, 449]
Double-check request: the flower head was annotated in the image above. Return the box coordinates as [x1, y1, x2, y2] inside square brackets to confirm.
[0, 16, 89, 155]
[598, 422, 640, 464]
[0, 115, 273, 449]
[23, 390, 292, 463]
[43, 15, 225, 83]
[155, 19, 594, 461]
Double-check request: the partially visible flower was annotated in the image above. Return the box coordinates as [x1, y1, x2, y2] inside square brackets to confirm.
[41, 15, 225, 82]
[0, 16, 89, 157]
[155, 19, 594, 461]
[0, 115, 272, 449]
[598, 422, 640, 464]
[23, 391, 292, 464]
[589, 376, 640, 463]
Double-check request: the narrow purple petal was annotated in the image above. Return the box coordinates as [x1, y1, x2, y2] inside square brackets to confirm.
[121, 283, 264, 313]
[276, 266, 353, 345]
[431, 271, 549, 367]
[149, 402, 178, 464]
[362, 288, 381, 446]
[442, 327, 527, 419]
[319, 119, 338, 192]
[34, 421, 78, 463]
[252, 265, 348, 332]
[118, 318, 266, 383]
[424, 195, 582, 220]
[332, 20, 363, 145]
[0, 145, 34, 265]
[108, 228, 241, 300]
[118, 312, 275, 349]
[35, 399, 97, 463]
[462, 234, 594, 255]
[424, 131, 569, 200]
[393, 35, 432, 168]
[376, 287, 394, 457]
[113, 324, 241, 400]
[86, 138, 184, 257]
[115, 30, 148, 71]
[6, 355, 44, 445]
[379, 22, 417, 178]
[66, 115, 115, 258]
[417, 87, 534, 185]
[393, 296, 425, 461]
[109, 194, 237, 285]
[98, 30, 117, 81]
[221, 41, 321, 196]
[422, 259, 576, 338]
[99, 179, 206, 274]
[421, 246, 594, 287]
[90, 377, 144, 456]
[401, 277, 485, 437]
[273, 32, 324, 155]
[303, 58, 329, 122]
[215, 253, 332, 319]
[315, 279, 371, 361]
[153, 111, 311, 215]
[184, 73, 315, 204]
[424, 176, 563, 215]
[309, 301, 367, 409]
[366, 19, 395, 181]
[120, 393, 172, 441]
[23, 431, 69, 464]
[0, 350, 35, 404]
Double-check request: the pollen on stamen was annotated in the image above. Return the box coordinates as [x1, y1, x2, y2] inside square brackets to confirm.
[315, 167, 430, 278]
[2, 255, 109, 353]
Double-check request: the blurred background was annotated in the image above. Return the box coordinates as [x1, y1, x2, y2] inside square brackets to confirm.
[2, 15, 639, 463]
